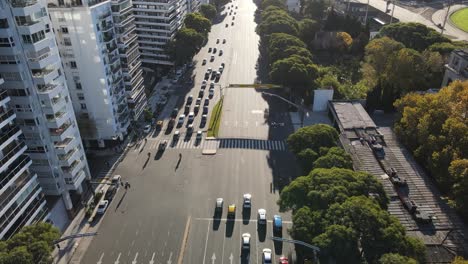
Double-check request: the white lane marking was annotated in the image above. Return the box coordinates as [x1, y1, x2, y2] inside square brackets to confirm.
[131, 252, 139, 264]
[221, 230, 226, 264]
[202, 220, 211, 264]
[149, 252, 156, 264]
[229, 253, 234, 264]
[194, 217, 292, 224]
[114, 252, 121, 264]
[167, 251, 173, 264]
[211, 253, 216, 264]
[97, 253, 104, 264]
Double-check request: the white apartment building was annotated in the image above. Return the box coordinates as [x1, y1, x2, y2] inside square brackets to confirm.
[48, 0, 133, 148]
[0, 0, 90, 212]
[0, 78, 49, 239]
[133, 0, 188, 67]
[111, 0, 147, 120]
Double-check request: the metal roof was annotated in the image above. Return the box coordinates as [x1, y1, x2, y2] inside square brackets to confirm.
[331, 101, 377, 131]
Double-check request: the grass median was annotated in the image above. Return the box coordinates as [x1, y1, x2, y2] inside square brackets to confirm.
[450, 8, 468, 32]
[207, 96, 223, 137]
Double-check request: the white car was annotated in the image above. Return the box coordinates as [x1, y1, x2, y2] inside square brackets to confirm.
[258, 209, 266, 224]
[188, 112, 195, 123]
[207, 68, 212, 74]
[243, 193, 252, 208]
[262, 248, 272, 264]
[242, 233, 251, 250]
[215, 198, 224, 212]
[97, 200, 109, 214]
[196, 130, 202, 140]
[143, 124, 151, 133]
[178, 114, 185, 125]
[210, 82, 215, 88]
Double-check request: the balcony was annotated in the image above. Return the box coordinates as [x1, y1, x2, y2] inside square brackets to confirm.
[0, 90, 10, 107]
[0, 155, 31, 193]
[32, 68, 57, 85]
[62, 159, 84, 178]
[0, 110, 16, 129]
[27, 48, 58, 69]
[122, 32, 138, 45]
[102, 32, 115, 43]
[37, 83, 60, 96]
[58, 147, 79, 166]
[10, 0, 38, 7]
[0, 126, 21, 149]
[46, 111, 68, 129]
[0, 142, 27, 171]
[100, 22, 114, 32]
[66, 170, 86, 190]
[49, 122, 73, 142]
[54, 137, 75, 155]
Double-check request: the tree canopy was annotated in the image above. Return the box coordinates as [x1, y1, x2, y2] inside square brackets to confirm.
[184, 12, 212, 36]
[199, 4, 217, 20]
[378, 22, 450, 51]
[298, 18, 320, 47]
[313, 147, 353, 170]
[257, 9, 299, 36]
[302, 0, 329, 21]
[394, 80, 468, 219]
[166, 27, 205, 65]
[287, 124, 338, 154]
[0, 223, 60, 264]
[268, 33, 306, 61]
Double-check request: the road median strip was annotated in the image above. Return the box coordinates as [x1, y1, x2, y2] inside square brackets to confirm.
[207, 96, 224, 137]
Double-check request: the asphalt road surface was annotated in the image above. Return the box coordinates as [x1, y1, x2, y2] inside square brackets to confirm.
[81, 0, 300, 263]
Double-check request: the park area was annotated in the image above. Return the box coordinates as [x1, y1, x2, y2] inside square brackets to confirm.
[450, 7, 468, 32]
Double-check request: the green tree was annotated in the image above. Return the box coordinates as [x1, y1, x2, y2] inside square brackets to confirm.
[261, 0, 286, 9]
[378, 22, 450, 51]
[0, 223, 60, 264]
[290, 206, 324, 242]
[312, 225, 360, 263]
[286, 124, 338, 154]
[166, 27, 205, 65]
[257, 11, 299, 37]
[450, 159, 468, 218]
[303, 0, 329, 21]
[298, 18, 320, 47]
[268, 33, 306, 61]
[313, 147, 353, 170]
[379, 253, 418, 264]
[143, 108, 153, 122]
[270, 55, 319, 92]
[199, 4, 217, 20]
[270, 45, 313, 63]
[297, 148, 318, 174]
[184, 13, 212, 35]
[452, 256, 468, 264]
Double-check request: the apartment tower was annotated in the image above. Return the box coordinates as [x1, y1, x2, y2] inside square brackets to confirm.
[48, 0, 143, 147]
[0, 0, 90, 212]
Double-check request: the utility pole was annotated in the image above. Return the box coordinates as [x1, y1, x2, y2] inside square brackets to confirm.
[389, 0, 396, 24]
[441, 0, 452, 35]
[364, 0, 370, 23]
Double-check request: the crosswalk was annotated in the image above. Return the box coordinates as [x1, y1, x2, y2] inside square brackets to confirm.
[95, 154, 123, 179]
[144, 138, 287, 151]
[219, 138, 287, 151]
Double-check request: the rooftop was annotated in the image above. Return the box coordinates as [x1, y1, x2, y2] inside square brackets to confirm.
[330, 101, 377, 131]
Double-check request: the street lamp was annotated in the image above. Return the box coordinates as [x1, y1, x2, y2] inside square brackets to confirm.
[261, 92, 306, 127]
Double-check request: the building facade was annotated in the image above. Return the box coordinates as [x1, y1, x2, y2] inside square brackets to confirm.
[441, 49, 468, 87]
[48, 0, 136, 147]
[111, 0, 147, 120]
[0, 78, 49, 239]
[133, 0, 187, 67]
[0, 0, 90, 212]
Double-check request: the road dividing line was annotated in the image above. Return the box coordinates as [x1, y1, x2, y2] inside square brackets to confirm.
[177, 215, 192, 264]
[97, 253, 104, 264]
[202, 219, 211, 264]
[114, 252, 121, 264]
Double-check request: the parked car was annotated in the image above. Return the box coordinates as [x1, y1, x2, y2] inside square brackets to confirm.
[188, 112, 195, 123]
[105, 186, 116, 200]
[201, 114, 207, 124]
[209, 88, 214, 98]
[187, 95, 193, 105]
[111, 175, 121, 187]
[158, 140, 167, 152]
[194, 104, 200, 114]
[178, 114, 185, 126]
[143, 124, 151, 133]
[171, 108, 178, 118]
[97, 200, 109, 214]
[155, 120, 163, 131]
[203, 106, 209, 114]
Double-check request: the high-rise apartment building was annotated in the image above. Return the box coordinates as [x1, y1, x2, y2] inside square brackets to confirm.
[0, 78, 49, 239]
[48, 0, 146, 147]
[0, 0, 90, 212]
[133, 0, 188, 67]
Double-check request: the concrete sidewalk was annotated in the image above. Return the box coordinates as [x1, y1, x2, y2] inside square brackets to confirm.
[51, 141, 133, 264]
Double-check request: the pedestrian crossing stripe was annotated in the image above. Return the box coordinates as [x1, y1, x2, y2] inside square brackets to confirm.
[143, 138, 287, 151]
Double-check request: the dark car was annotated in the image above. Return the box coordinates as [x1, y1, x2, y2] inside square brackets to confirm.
[184, 105, 190, 114]
[203, 106, 209, 114]
[171, 108, 178, 118]
[199, 90, 204, 98]
[105, 186, 117, 200]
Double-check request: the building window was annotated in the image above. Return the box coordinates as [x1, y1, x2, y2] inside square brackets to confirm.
[63, 37, 72, 46]
[61, 27, 69, 34]
[45, 24, 50, 33]
[77, 93, 85, 100]
[80, 103, 87, 110]
[75, 82, 82, 90]
[21, 31, 45, 44]
[70, 61, 77, 68]
[0, 19, 8, 28]
[0, 55, 20, 64]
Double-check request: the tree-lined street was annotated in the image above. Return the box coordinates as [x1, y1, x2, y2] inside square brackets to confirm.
[80, 0, 299, 263]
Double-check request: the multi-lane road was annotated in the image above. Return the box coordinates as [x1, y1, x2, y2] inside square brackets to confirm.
[81, 0, 300, 263]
